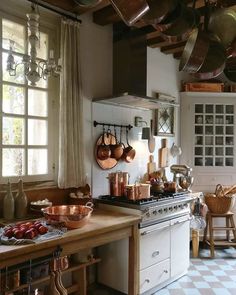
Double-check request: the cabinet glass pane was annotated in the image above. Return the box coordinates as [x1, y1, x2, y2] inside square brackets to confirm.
[226, 105, 234, 113]
[195, 126, 203, 134]
[205, 158, 213, 166]
[195, 104, 203, 113]
[205, 136, 213, 145]
[195, 136, 203, 145]
[215, 137, 223, 145]
[215, 126, 223, 135]
[225, 137, 233, 145]
[205, 105, 213, 113]
[205, 126, 213, 135]
[215, 115, 223, 124]
[226, 147, 233, 156]
[195, 115, 203, 124]
[226, 115, 233, 124]
[225, 158, 234, 166]
[215, 158, 224, 166]
[215, 147, 223, 156]
[215, 105, 223, 113]
[205, 147, 213, 156]
[195, 147, 203, 155]
[193, 102, 234, 168]
[195, 158, 203, 166]
[226, 126, 233, 135]
[205, 115, 213, 124]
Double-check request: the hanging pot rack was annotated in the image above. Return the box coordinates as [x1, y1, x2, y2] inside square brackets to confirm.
[93, 120, 133, 130]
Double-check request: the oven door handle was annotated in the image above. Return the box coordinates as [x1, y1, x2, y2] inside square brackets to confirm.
[172, 218, 191, 226]
[141, 224, 170, 236]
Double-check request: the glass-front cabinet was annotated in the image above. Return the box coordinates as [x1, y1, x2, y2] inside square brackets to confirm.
[180, 92, 236, 192]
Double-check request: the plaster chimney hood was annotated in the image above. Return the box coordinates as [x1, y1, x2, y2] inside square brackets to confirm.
[93, 24, 179, 110]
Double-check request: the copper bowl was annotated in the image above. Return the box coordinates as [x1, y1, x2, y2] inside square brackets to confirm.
[41, 202, 93, 229]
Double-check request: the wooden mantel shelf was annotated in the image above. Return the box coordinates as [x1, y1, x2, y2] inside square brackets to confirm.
[0, 209, 141, 295]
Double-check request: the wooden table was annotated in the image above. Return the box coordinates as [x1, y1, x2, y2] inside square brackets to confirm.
[0, 209, 140, 295]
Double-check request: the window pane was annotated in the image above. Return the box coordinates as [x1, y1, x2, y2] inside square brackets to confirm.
[28, 119, 47, 145]
[2, 148, 25, 176]
[3, 117, 25, 145]
[28, 89, 47, 116]
[37, 32, 48, 60]
[2, 19, 25, 53]
[28, 149, 48, 175]
[2, 85, 25, 114]
[2, 52, 25, 84]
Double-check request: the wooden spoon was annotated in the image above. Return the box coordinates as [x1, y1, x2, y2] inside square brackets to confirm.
[46, 272, 61, 295]
[148, 119, 155, 153]
[55, 270, 67, 295]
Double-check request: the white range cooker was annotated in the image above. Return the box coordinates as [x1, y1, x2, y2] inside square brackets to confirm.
[97, 191, 201, 295]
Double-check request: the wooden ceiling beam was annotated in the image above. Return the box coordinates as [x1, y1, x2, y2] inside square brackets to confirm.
[161, 43, 186, 54]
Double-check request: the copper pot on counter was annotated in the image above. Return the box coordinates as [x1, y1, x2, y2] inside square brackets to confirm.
[108, 172, 129, 196]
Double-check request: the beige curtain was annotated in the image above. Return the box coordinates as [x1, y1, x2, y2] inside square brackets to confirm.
[58, 19, 84, 188]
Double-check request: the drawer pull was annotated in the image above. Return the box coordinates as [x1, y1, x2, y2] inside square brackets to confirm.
[145, 279, 150, 284]
[141, 224, 169, 236]
[152, 250, 160, 257]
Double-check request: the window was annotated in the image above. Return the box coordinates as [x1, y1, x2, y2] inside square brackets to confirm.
[0, 15, 57, 183]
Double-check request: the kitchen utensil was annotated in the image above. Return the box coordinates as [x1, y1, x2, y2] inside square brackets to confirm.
[193, 37, 226, 79]
[208, 5, 236, 48]
[179, 0, 210, 73]
[152, 0, 183, 32]
[122, 128, 136, 163]
[95, 132, 118, 170]
[125, 183, 150, 200]
[109, 0, 150, 26]
[159, 138, 169, 168]
[148, 119, 155, 153]
[96, 126, 111, 161]
[54, 270, 67, 295]
[170, 143, 182, 157]
[108, 171, 129, 196]
[142, 0, 178, 25]
[41, 202, 93, 229]
[46, 272, 61, 295]
[110, 127, 124, 160]
[160, 1, 200, 43]
[147, 155, 156, 176]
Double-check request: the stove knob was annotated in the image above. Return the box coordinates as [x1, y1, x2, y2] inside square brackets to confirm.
[179, 204, 184, 209]
[174, 206, 178, 210]
[153, 210, 157, 215]
[164, 208, 168, 212]
[158, 209, 163, 214]
[184, 203, 188, 208]
[169, 207, 173, 211]
[146, 212, 150, 218]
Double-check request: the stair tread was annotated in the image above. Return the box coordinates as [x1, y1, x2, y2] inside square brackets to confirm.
[212, 227, 236, 230]
[206, 240, 236, 246]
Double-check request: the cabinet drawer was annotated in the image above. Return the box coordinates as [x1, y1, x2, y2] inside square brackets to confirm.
[140, 259, 170, 294]
[140, 221, 170, 270]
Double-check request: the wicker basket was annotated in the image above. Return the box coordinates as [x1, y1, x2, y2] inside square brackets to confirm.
[204, 194, 232, 214]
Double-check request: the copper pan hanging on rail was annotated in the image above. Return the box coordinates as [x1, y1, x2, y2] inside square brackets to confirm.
[160, 1, 200, 43]
[193, 37, 236, 80]
[142, 0, 179, 25]
[109, 0, 150, 26]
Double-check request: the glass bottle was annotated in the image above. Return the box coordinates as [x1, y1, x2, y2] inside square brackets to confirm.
[3, 179, 15, 220]
[15, 179, 28, 219]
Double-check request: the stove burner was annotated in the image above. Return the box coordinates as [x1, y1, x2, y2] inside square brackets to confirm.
[99, 195, 157, 205]
[99, 191, 186, 205]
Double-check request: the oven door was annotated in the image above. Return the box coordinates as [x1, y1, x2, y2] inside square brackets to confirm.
[139, 220, 170, 270]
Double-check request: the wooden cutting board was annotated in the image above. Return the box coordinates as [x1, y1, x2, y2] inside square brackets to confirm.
[147, 155, 156, 175]
[159, 138, 169, 168]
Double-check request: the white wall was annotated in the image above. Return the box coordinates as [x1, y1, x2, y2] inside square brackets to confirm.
[83, 40, 181, 197]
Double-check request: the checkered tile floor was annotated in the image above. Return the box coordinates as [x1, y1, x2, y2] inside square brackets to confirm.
[155, 259, 236, 295]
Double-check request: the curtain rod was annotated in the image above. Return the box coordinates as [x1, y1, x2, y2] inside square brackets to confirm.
[27, 0, 82, 23]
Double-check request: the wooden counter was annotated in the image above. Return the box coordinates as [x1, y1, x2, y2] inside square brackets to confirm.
[0, 209, 140, 295]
